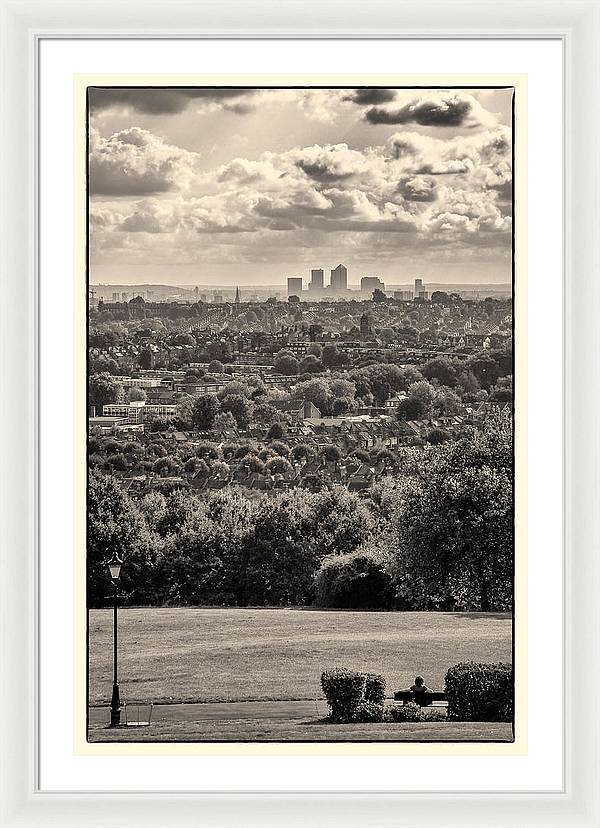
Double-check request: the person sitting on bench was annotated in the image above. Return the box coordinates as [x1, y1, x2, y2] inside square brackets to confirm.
[409, 676, 432, 706]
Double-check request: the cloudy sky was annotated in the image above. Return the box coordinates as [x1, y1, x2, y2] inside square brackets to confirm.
[88, 86, 513, 287]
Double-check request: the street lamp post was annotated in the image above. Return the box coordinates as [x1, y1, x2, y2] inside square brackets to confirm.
[107, 552, 123, 727]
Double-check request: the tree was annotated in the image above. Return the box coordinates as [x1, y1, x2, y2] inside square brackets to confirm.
[265, 456, 293, 475]
[273, 351, 299, 375]
[246, 455, 266, 474]
[306, 343, 322, 358]
[218, 380, 253, 399]
[87, 470, 158, 606]
[329, 378, 356, 399]
[431, 290, 450, 304]
[489, 348, 513, 376]
[220, 394, 253, 428]
[126, 386, 147, 402]
[266, 422, 286, 440]
[174, 332, 195, 346]
[90, 355, 119, 375]
[184, 369, 202, 382]
[465, 355, 502, 391]
[426, 428, 451, 445]
[269, 440, 290, 458]
[192, 394, 220, 431]
[397, 395, 426, 421]
[434, 386, 462, 416]
[308, 485, 375, 558]
[372, 288, 387, 303]
[212, 411, 237, 432]
[489, 387, 513, 402]
[288, 294, 300, 304]
[291, 378, 333, 414]
[456, 370, 480, 396]
[332, 397, 354, 415]
[138, 349, 153, 369]
[422, 357, 458, 388]
[321, 344, 343, 368]
[195, 441, 221, 461]
[175, 395, 195, 429]
[299, 354, 325, 374]
[489, 376, 513, 402]
[393, 462, 512, 611]
[89, 372, 122, 411]
[406, 380, 437, 416]
[315, 550, 394, 609]
[153, 457, 181, 477]
[291, 444, 315, 463]
[207, 359, 225, 374]
[321, 445, 342, 464]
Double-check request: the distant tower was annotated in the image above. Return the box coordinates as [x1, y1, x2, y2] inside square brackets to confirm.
[330, 264, 348, 291]
[287, 277, 303, 296]
[414, 278, 424, 298]
[309, 268, 324, 291]
[235, 286, 240, 304]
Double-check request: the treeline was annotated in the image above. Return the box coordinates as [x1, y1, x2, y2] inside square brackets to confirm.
[88, 418, 513, 613]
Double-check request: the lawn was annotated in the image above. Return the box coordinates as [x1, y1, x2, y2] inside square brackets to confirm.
[88, 607, 512, 706]
[88, 717, 513, 743]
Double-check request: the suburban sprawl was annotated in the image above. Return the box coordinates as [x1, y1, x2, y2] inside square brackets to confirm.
[88, 273, 513, 617]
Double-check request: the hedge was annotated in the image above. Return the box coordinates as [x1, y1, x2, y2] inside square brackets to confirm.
[363, 673, 386, 705]
[321, 668, 366, 721]
[387, 701, 422, 722]
[314, 550, 395, 609]
[445, 662, 513, 722]
[350, 701, 386, 723]
[321, 669, 386, 722]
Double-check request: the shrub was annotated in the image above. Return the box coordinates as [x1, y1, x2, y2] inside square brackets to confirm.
[321, 668, 366, 722]
[314, 550, 395, 609]
[387, 702, 422, 722]
[350, 701, 387, 723]
[363, 673, 386, 705]
[420, 707, 447, 722]
[445, 662, 513, 722]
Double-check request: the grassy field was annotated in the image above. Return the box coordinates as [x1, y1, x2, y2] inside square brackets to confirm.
[88, 607, 512, 706]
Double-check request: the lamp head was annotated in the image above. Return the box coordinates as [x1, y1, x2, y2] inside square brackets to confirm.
[107, 552, 123, 582]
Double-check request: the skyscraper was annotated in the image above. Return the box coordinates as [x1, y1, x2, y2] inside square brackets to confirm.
[287, 277, 303, 296]
[414, 278, 424, 298]
[330, 264, 348, 291]
[235, 286, 241, 304]
[309, 268, 324, 291]
[361, 276, 385, 294]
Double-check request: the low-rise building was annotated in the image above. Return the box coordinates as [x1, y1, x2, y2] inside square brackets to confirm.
[102, 400, 177, 423]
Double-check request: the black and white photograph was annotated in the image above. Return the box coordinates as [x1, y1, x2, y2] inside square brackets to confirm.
[86, 84, 515, 743]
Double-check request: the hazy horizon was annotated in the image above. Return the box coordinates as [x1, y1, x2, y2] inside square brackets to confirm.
[89, 86, 513, 287]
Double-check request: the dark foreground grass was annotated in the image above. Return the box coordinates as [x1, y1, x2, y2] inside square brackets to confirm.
[88, 717, 513, 743]
[89, 607, 511, 706]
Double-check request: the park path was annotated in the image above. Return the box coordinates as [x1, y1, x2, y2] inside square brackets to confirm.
[88, 698, 331, 726]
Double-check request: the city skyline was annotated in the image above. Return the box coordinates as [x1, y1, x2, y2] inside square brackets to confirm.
[89, 86, 513, 287]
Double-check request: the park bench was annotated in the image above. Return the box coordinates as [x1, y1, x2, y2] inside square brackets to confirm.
[123, 701, 154, 727]
[393, 690, 447, 707]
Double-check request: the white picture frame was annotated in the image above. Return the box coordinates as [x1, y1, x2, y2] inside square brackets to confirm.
[1, 0, 598, 825]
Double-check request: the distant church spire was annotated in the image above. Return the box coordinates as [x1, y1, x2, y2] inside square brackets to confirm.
[235, 286, 240, 304]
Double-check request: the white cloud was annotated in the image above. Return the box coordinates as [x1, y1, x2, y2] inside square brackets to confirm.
[89, 127, 199, 196]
